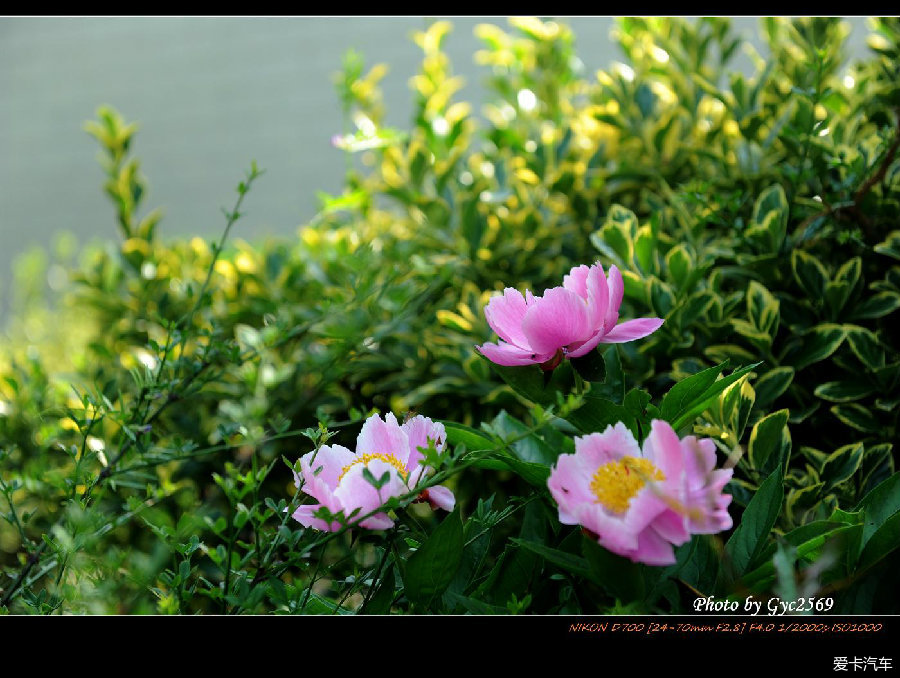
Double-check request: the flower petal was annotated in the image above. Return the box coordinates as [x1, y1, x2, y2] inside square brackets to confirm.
[605, 265, 624, 330]
[423, 485, 456, 512]
[565, 330, 605, 358]
[520, 287, 591, 355]
[599, 317, 664, 344]
[577, 503, 640, 555]
[574, 423, 641, 467]
[333, 459, 408, 528]
[359, 513, 396, 530]
[622, 486, 669, 536]
[292, 504, 342, 532]
[402, 415, 446, 471]
[562, 264, 590, 299]
[484, 287, 532, 349]
[548, 451, 597, 520]
[477, 340, 541, 366]
[642, 419, 685, 482]
[631, 526, 677, 566]
[292, 479, 346, 532]
[300, 456, 353, 506]
[651, 508, 691, 546]
[686, 469, 734, 534]
[298, 444, 356, 491]
[680, 436, 718, 482]
[356, 413, 410, 464]
[585, 263, 610, 332]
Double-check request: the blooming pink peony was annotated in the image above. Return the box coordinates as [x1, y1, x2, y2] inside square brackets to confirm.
[477, 262, 664, 370]
[547, 419, 733, 566]
[292, 413, 455, 532]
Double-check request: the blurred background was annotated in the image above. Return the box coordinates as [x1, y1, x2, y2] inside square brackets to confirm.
[0, 17, 871, 317]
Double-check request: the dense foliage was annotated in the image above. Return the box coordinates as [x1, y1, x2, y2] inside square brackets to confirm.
[1, 17, 899, 614]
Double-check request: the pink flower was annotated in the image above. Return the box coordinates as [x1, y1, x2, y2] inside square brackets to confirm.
[477, 262, 663, 370]
[547, 420, 733, 566]
[292, 413, 455, 532]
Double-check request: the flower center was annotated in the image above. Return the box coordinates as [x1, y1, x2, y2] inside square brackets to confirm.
[337, 453, 409, 485]
[589, 456, 665, 513]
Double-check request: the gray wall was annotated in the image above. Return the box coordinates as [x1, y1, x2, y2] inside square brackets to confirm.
[0, 17, 872, 315]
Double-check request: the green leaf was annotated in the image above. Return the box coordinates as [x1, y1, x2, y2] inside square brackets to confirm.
[704, 344, 759, 365]
[824, 280, 851, 319]
[621, 269, 649, 306]
[722, 469, 784, 579]
[592, 205, 638, 266]
[361, 564, 396, 615]
[665, 244, 692, 290]
[303, 593, 353, 615]
[855, 472, 900, 552]
[834, 256, 862, 288]
[786, 482, 824, 525]
[487, 359, 573, 409]
[588, 346, 625, 404]
[825, 257, 861, 316]
[730, 318, 773, 352]
[849, 292, 900, 320]
[858, 512, 900, 572]
[747, 184, 788, 252]
[784, 323, 846, 370]
[511, 538, 595, 581]
[565, 394, 635, 437]
[648, 277, 676, 317]
[444, 591, 507, 615]
[570, 348, 606, 383]
[754, 367, 794, 407]
[489, 502, 547, 605]
[662, 361, 761, 432]
[446, 514, 493, 601]
[634, 225, 656, 274]
[814, 380, 874, 403]
[361, 467, 390, 491]
[403, 510, 464, 608]
[676, 536, 720, 597]
[859, 443, 894, 497]
[831, 404, 880, 433]
[743, 522, 860, 590]
[443, 422, 495, 452]
[747, 409, 791, 475]
[680, 290, 715, 327]
[491, 411, 557, 466]
[872, 363, 900, 394]
[660, 360, 729, 423]
[845, 326, 886, 370]
[746, 280, 780, 336]
[461, 198, 485, 254]
[874, 230, 900, 260]
[724, 376, 755, 439]
[791, 249, 829, 299]
[821, 443, 864, 494]
[624, 385, 653, 413]
[829, 508, 865, 525]
[581, 536, 645, 602]
[471, 456, 550, 487]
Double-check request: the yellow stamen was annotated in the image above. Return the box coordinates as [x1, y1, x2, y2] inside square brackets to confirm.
[590, 456, 665, 513]
[337, 453, 409, 485]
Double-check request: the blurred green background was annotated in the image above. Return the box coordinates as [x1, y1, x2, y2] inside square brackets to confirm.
[0, 17, 870, 317]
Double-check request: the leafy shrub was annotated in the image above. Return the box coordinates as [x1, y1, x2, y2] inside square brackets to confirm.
[1, 17, 898, 614]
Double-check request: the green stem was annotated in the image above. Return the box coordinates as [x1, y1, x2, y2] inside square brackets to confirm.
[221, 506, 238, 615]
[299, 542, 328, 613]
[574, 371, 585, 396]
[360, 532, 395, 613]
